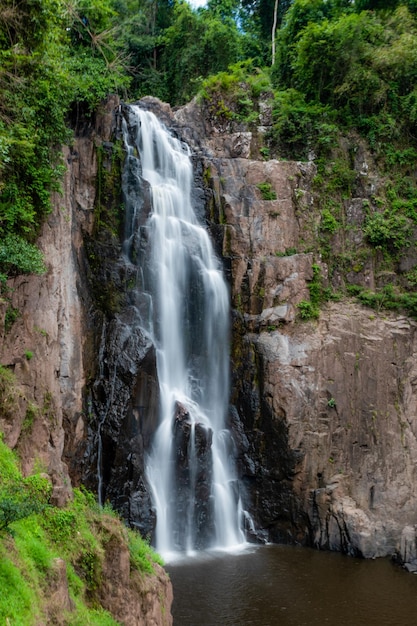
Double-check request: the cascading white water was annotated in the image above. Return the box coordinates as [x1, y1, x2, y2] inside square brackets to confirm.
[122, 104, 245, 557]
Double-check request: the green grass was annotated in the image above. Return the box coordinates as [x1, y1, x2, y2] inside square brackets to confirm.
[0, 544, 41, 625]
[128, 528, 164, 574]
[0, 435, 164, 625]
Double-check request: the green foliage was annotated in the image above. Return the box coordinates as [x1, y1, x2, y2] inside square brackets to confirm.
[22, 403, 38, 433]
[257, 182, 277, 200]
[0, 546, 41, 625]
[0, 437, 162, 624]
[0, 365, 22, 421]
[297, 299, 319, 320]
[128, 529, 164, 575]
[364, 211, 411, 252]
[356, 284, 417, 318]
[268, 89, 338, 160]
[13, 517, 53, 574]
[0, 0, 68, 281]
[0, 487, 46, 534]
[308, 264, 324, 306]
[0, 0, 131, 282]
[293, 12, 385, 114]
[0, 439, 21, 485]
[148, 2, 245, 106]
[43, 508, 78, 542]
[297, 263, 327, 320]
[321, 209, 340, 234]
[0, 234, 46, 277]
[273, 0, 355, 88]
[0, 451, 50, 533]
[272, 3, 417, 154]
[66, 54, 130, 111]
[200, 61, 271, 127]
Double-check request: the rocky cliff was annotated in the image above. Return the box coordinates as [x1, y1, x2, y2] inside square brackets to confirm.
[3, 90, 417, 582]
[0, 97, 173, 624]
[172, 97, 417, 568]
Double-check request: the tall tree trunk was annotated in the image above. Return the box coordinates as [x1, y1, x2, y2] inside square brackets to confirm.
[271, 0, 279, 66]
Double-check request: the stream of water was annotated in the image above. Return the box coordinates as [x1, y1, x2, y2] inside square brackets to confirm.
[122, 105, 245, 557]
[167, 544, 417, 626]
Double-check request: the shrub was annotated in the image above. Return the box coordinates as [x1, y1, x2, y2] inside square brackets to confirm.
[200, 61, 271, 126]
[320, 209, 340, 233]
[298, 300, 319, 320]
[257, 182, 277, 201]
[0, 494, 44, 534]
[0, 234, 46, 277]
[269, 89, 338, 160]
[364, 211, 411, 251]
[0, 365, 22, 421]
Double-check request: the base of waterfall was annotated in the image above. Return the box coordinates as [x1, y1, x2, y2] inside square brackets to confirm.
[161, 540, 252, 565]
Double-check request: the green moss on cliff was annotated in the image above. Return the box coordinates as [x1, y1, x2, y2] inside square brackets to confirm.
[0, 434, 162, 625]
[86, 140, 126, 316]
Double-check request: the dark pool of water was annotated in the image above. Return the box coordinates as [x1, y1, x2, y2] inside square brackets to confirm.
[166, 544, 417, 625]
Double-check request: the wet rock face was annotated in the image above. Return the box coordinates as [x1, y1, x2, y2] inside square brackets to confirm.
[85, 315, 159, 537]
[172, 402, 214, 549]
[73, 104, 163, 536]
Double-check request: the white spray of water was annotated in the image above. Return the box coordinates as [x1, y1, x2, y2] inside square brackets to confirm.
[123, 105, 245, 557]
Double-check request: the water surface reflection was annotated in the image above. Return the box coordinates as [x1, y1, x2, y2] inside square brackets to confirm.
[167, 544, 417, 625]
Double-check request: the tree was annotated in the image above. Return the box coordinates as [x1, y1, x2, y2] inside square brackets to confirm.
[240, 0, 291, 64]
[158, 1, 243, 105]
[271, 0, 279, 65]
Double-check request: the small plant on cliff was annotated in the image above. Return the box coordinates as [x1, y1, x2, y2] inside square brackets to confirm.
[297, 299, 319, 320]
[257, 182, 277, 201]
[128, 530, 164, 574]
[0, 464, 50, 535]
[364, 210, 411, 253]
[0, 365, 22, 420]
[297, 263, 332, 320]
[4, 305, 20, 333]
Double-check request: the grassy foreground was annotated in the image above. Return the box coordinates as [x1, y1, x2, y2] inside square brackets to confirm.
[0, 435, 162, 626]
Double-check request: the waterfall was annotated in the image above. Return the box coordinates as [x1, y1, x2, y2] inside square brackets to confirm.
[121, 104, 245, 557]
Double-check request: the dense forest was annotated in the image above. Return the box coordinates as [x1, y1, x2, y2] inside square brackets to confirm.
[2, 0, 417, 288]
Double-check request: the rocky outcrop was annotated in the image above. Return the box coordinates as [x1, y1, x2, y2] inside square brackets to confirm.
[42, 518, 173, 626]
[172, 401, 215, 549]
[169, 97, 417, 565]
[248, 304, 417, 559]
[97, 517, 173, 626]
[0, 96, 173, 622]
